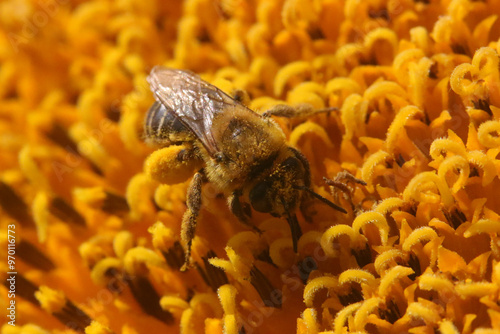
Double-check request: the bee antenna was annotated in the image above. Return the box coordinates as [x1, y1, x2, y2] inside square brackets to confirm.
[293, 185, 347, 214]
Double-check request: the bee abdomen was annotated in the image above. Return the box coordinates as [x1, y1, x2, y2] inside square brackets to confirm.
[144, 101, 194, 145]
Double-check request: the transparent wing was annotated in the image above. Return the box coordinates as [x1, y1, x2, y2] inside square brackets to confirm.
[147, 66, 239, 156]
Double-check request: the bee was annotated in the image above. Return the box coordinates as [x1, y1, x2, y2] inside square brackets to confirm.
[144, 66, 346, 270]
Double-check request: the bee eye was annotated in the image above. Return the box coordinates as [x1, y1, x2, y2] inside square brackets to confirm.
[281, 157, 300, 171]
[249, 182, 273, 213]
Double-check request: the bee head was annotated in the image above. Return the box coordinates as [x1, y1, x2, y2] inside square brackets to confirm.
[249, 154, 347, 217]
[248, 151, 346, 253]
[249, 156, 305, 216]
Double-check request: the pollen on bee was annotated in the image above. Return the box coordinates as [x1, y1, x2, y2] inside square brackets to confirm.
[144, 145, 203, 185]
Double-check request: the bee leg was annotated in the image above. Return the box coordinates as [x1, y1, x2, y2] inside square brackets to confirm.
[228, 190, 262, 234]
[180, 171, 205, 271]
[324, 172, 367, 211]
[284, 206, 302, 253]
[262, 103, 338, 118]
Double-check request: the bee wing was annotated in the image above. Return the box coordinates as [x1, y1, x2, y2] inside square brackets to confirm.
[147, 66, 238, 156]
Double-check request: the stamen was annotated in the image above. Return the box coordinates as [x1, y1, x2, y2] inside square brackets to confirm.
[44, 123, 103, 175]
[296, 256, 317, 284]
[255, 249, 278, 268]
[101, 192, 130, 215]
[49, 197, 86, 226]
[162, 241, 185, 270]
[196, 250, 229, 292]
[4, 274, 39, 305]
[127, 275, 174, 325]
[0, 181, 35, 227]
[54, 300, 93, 332]
[44, 123, 79, 154]
[396, 153, 406, 167]
[105, 104, 122, 122]
[74, 188, 129, 216]
[378, 299, 401, 324]
[472, 98, 493, 116]
[351, 243, 372, 268]
[85, 321, 114, 333]
[35, 286, 92, 332]
[442, 207, 467, 229]
[338, 288, 363, 306]
[17, 240, 55, 271]
[103, 267, 127, 293]
[249, 266, 282, 308]
[408, 253, 421, 281]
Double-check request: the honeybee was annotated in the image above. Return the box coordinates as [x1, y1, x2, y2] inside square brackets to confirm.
[145, 66, 346, 270]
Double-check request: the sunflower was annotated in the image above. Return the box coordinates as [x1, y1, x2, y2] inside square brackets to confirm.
[1, 0, 500, 333]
